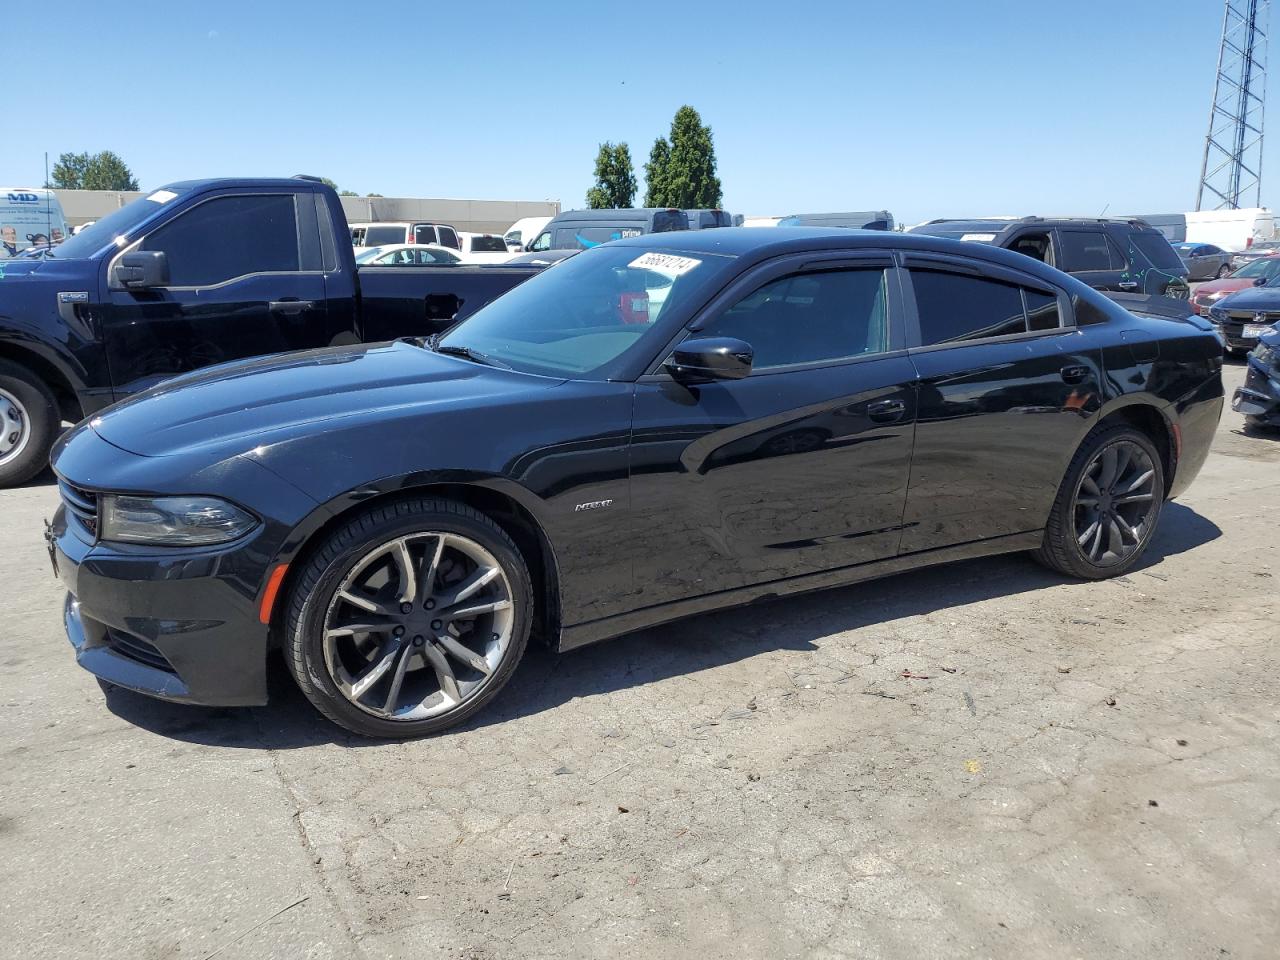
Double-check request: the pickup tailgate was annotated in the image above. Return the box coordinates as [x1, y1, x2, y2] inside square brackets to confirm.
[357, 264, 543, 341]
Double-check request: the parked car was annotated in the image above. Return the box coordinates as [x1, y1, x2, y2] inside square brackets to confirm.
[456, 232, 516, 264]
[1227, 238, 1280, 266]
[0, 177, 547, 486]
[777, 210, 895, 230]
[351, 221, 461, 251]
[354, 244, 462, 266]
[1207, 283, 1280, 355]
[1189, 255, 1280, 315]
[909, 217, 1191, 299]
[503, 216, 553, 252]
[1171, 242, 1234, 280]
[0, 187, 69, 259]
[47, 227, 1223, 738]
[526, 208, 689, 251]
[1231, 326, 1280, 429]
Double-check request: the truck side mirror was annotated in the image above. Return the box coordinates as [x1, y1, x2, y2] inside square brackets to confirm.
[114, 251, 170, 289]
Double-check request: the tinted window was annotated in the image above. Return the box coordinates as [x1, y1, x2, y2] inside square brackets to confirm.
[139, 194, 298, 287]
[437, 226, 460, 249]
[365, 225, 407, 246]
[1105, 237, 1129, 269]
[1129, 232, 1184, 270]
[1059, 231, 1113, 272]
[56, 187, 192, 259]
[652, 210, 688, 233]
[911, 270, 1026, 344]
[470, 235, 508, 252]
[697, 269, 888, 369]
[554, 225, 643, 249]
[412, 225, 437, 244]
[1024, 288, 1062, 331]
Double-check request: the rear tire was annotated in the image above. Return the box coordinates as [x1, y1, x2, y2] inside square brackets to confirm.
[284, 497, 533, 739]
[1217, 264, 1232, 278]
[1034, 423, 1165, 580]
[0, 359, 58, 487]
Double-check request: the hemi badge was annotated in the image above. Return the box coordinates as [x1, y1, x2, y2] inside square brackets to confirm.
[58, 291, 90, 304]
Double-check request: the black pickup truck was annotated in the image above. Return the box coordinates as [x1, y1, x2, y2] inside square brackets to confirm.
[0, 176, 541, 486]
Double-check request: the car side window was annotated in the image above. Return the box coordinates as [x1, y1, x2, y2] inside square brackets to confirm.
[437, 226, 460, 250]
[139, 194, 299, 287]
[413, 225, 436, 245]
[1058, 231, 1112, 272]
[695, 268, 889, 370]
[1105, 236, 1129, 269]
[529, 231, 551, 252]
[910, 269, 1061, 344]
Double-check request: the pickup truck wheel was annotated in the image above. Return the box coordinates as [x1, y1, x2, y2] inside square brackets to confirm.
[284, 497, 532, 739]
[0, 359, 58, 487]
[1034, 424, 1164, 580]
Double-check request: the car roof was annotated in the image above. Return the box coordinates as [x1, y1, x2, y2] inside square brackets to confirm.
[551, 208, 680, 222]
[915, 216, 1160, 233]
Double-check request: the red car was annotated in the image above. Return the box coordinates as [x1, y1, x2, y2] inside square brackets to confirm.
[1190, 253, 1280, 314]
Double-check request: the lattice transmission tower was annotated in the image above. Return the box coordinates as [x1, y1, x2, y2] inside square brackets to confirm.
[1197, 0, 1270, 209]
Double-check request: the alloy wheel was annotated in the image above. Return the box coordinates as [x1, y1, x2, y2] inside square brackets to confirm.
[0, 388, 30, 466]
[322, 532, 515, 720]
[1071, 439, 1158, 567]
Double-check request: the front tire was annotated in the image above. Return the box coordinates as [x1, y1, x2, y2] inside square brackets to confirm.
[1034, 424, 1165, 580]
[1217, 264, 1232, 279]
[0, 359, 58, 487]
[284, 498, 532, 738]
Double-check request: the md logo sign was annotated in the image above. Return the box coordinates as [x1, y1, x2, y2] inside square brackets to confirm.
[7, 193, 40, 203]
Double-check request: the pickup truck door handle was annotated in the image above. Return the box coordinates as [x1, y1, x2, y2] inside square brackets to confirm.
[1117, 281, 1139, 291]
[866, 398, 907, 423]
[269, 299, 315, 316]
[1060, 364, 1090, 384]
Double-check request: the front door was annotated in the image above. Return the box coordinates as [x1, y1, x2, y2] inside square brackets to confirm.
[628, 257, 918, 608]
[101, 192, 336, 397]
[898, 255, 1104, 553]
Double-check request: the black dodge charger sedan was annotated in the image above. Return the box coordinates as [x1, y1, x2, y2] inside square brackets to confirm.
[48, 228, 1224, 738]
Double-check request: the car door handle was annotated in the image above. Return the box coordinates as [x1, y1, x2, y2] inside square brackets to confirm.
[1117, 281, 1139, 291]
[867, 398, 907, 423]
[1060, 364, 1090, 384]
[269, 299, 314, 316]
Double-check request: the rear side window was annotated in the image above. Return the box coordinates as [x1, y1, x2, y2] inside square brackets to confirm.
[1059, 231, 1114, 272]
[652, 210, 688, 233]
[437, 226, 460, 249]
[1129, 231, 1185, 270]
[366, 225, 407, 246]
[910, 269, 1061, 345]
[412, 225, 437, 244]
[139, 194, 299, 287]
[698, 268, 889, 369]
[471, 235, 508, 252]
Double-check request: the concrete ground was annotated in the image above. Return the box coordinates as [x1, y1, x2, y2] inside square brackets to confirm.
[1, 361, 1277, 960]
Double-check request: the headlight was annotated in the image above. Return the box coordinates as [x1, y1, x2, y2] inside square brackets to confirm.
[1208, 305, 1228, 322]
[100, 495, 258, 545]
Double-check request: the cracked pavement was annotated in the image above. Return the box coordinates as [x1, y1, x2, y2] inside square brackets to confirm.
[1, 362, 1277, 959]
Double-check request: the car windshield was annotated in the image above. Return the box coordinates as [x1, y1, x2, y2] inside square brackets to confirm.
[439, 245, 729, 379]
[52, 187, 191, 258]
[1232, 257, 1280, 280]
[354, 247, 386, 264]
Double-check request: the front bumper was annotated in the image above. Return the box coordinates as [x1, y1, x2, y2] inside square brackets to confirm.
[51, 504, 274, 707]
[1232, 357, 1280, 425]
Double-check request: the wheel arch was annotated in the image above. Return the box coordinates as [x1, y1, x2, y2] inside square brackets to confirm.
[269, 477, 563, 651]
[0, 336, 87, 423]
[1084, 398, 1177, 497]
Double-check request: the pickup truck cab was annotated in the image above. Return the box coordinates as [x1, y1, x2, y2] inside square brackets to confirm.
[0, 177, 541, 486]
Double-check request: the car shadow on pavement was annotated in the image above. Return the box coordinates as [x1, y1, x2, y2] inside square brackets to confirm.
[100, 502, 1222, 749]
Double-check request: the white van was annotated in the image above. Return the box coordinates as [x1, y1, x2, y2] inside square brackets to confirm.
[1183, 207, 1275, 252]
[503, 216, 552, 252]
[0, 188, 69, 258]
[351, 221, 461, 250]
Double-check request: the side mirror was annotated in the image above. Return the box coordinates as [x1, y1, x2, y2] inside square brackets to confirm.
[114, 251, 169, 289]
[1254, 276, 1268, 286]
[665, 337, 753, 383]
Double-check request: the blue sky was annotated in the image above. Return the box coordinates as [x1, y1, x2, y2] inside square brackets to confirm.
[3, 1, 1243, 223]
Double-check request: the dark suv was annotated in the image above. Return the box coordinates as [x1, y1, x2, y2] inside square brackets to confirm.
[909, 217, 1190, 299]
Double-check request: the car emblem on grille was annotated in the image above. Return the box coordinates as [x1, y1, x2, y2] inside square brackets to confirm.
[1257, 312, 1269, 323]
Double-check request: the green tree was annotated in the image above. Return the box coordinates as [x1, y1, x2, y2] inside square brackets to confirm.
[643, 137, 671, 207]
[50, 150, 138, 191]
[339, 190, 359, 197]
[585, 141, 637, 209]
[662, 106, 721, 208]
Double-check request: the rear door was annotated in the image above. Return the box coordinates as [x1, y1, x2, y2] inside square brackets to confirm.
[1057, 227, 1130, 291]
[628, 253, 919, 607]
[898, 254, 1102, 553]
[100, 190, 339, 396]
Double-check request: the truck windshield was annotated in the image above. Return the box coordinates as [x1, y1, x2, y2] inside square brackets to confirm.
[439, 245, 730, 379]
[54, 187, 191, 259]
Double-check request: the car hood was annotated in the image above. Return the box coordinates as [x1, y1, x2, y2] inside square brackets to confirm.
[0, 257, 47, 278]
[1214, 286, 1280, 311]
[1194, 278, 1254, 297]
[90, 341, 564, 458]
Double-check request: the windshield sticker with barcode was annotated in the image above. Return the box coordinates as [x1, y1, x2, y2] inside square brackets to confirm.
[146, 190, 178, 204]
[628, 252, 702, 275]
[960, 233, 997, 242]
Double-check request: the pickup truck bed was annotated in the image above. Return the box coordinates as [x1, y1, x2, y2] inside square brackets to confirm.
[0, 176, 543, 485]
